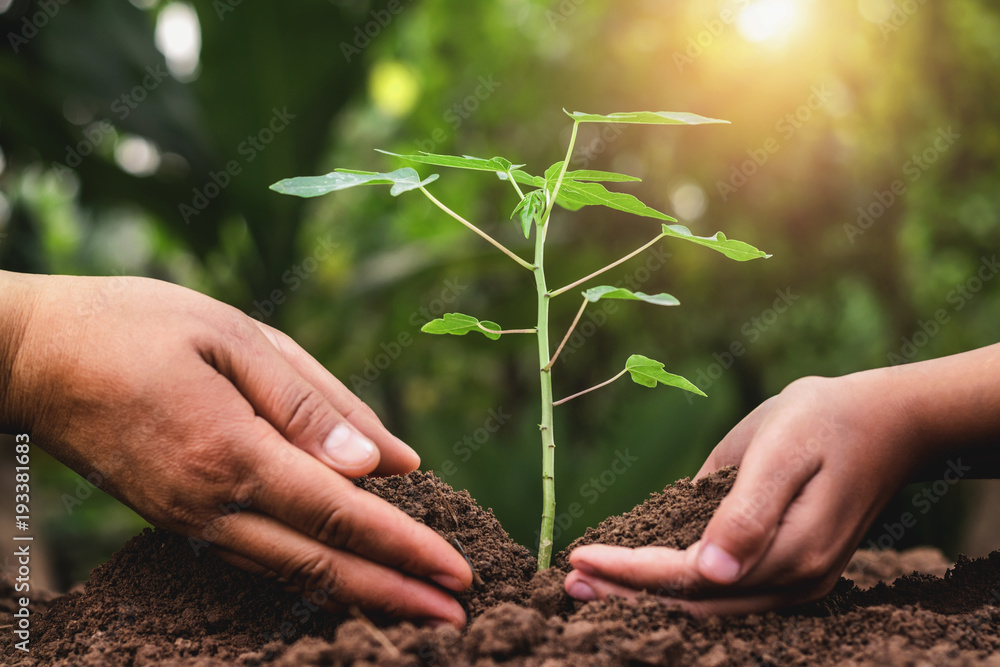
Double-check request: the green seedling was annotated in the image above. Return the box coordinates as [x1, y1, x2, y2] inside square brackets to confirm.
[271, 110, 769, 570]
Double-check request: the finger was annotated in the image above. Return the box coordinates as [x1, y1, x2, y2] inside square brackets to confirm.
[566, 558, 825, 617]
[568, 544, 702, 597]
[204, 322, 381, 478]
[695, 423, 820, 584]
[695, 396, 777, 480]
[213, 511, 466, 627]
[246, 430, 473, 592]
[252, 320, 420, 476]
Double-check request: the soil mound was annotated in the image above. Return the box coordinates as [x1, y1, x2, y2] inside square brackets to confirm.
[3, 468, 999, 666]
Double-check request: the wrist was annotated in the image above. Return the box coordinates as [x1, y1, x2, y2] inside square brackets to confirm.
[879, 347, 1000, 479]
[0, 271, 41, 434]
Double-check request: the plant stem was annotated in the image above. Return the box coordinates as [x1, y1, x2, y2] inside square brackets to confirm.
[533, 120, 582, 571]
[478, 326, 537, 335]
[419, 186, 535, 271]
[553, 369, 628, 407]
[549, 232, 666, 298]
[544, 297, 588, 371]
[540, 121, 580, 227]
[506, 169, 526, 201]
[534, 220, 556, 571]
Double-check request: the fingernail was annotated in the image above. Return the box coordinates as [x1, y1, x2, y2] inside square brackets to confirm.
[323, 424, 376, 467]
[697, 543, 741, 583]
[430, 573, 466, 591]
[566, 580, 596, 601]
[425, 617, 460, 629]
[571, 561, 598, 576]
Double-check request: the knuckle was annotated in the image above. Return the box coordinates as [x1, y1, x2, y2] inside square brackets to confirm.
[793, 548, 834, 583]
[311, 486, 360, 547]
[279, 549, 345, 600]
[280, 384, 333, 444]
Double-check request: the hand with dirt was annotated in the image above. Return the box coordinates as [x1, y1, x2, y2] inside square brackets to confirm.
[564, 344, 1000, 614]
[0, 270, 471, 627]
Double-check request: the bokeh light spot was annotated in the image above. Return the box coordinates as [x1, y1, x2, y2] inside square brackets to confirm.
[115, 136, 162, 177]
[155, 2, 201, 81]
[737, 0, 802, 43]
[670, 181, 708, 221]
[369, 61, 421, 118]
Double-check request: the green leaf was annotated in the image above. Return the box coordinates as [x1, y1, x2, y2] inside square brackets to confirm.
[582, 286, 680, 307]
[511, 189, 546, 238]
[543, 161, 641, 185]
[625, 355, 706, 396]
[557, 181, 677, 221]
[270, 168, 438, 198]
[376, 150, 523, 174]
[420, 313, 503, 340]
[660, 224, 770, 262]
[508, 169, 544, 188]
[565, 169, 642, 183]
[564, 110, 730, 126]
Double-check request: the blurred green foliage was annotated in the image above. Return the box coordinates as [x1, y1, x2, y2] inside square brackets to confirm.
[1, 0, 997, 586]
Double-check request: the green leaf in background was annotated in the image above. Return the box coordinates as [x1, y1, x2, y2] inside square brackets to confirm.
[512, 189, 546, 238]
[565, 110, 731, 126]
[582, 286, 680, 306]
[377, 150, 523, 174]
[270, 168, 438, 198]
[557, 181, 677, 221]
[625, 355, 706, 396]
[660, 224, 770, 262]
[421, 313, 503, 340]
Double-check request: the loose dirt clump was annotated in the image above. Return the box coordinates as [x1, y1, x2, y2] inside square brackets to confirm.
[4, 469, 999, 666]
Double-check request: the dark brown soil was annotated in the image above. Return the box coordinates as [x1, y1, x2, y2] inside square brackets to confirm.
[3, 469, 999, 666]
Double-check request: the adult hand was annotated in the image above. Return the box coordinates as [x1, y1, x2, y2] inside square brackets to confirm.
[565, 370, 930, 615]
[1, 272, 471, 626]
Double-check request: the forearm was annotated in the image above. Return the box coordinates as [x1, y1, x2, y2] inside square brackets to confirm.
[886, 344, 1000, 479]
[0, 270, 40, 433]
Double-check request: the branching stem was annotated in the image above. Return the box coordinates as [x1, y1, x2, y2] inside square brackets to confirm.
[419, 186, 535, 271]
[549, 232, 666, 298]
[544, 297, 588, 371]
[553, 369, 628, 407]
[478, 326, 537, 335]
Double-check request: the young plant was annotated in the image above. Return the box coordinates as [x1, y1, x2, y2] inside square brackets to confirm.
[271, 110, 769, 570]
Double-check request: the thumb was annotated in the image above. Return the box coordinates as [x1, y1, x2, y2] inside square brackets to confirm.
[204, 321, 381, 478]
[695, 445, 815, 584]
